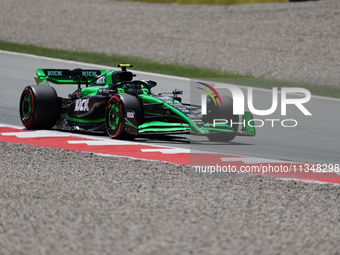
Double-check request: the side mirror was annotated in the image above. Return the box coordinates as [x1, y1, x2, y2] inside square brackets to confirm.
[147, 80, 157, 88]
[173, 90, 183, 95]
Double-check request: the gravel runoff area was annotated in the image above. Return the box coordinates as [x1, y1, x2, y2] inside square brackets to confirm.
[1, 142, 340, 254]
[0, 0, 340, 86]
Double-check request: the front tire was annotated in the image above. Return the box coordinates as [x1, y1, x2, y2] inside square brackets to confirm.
[19, 85, 59, 129]
[205, 95, 238, 142]
[105, 95, 125, 138]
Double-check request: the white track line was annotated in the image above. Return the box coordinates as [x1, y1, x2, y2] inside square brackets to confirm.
[221, 157, 288, 164]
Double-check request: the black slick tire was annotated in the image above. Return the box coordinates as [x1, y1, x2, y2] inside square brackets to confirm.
[19, 85, 60, 129]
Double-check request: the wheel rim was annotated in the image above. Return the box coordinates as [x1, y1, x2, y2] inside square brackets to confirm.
[108, 104, 120, 130]
[21, 94, 32, 122]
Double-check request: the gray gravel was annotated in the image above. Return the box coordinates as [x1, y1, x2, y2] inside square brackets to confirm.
[0, 0, 339, 86]
[1, 141, 340, 254]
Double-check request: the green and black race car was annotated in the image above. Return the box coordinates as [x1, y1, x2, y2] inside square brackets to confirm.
[19, 64, 255, 142]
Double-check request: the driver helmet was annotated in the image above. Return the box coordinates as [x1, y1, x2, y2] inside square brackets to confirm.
[123, 83, 142, 94]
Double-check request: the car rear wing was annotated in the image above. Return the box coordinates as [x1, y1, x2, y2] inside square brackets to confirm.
[34, 68, 107, 87]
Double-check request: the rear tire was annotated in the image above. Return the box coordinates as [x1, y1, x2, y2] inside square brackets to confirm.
[205, 95, 238, 142]
[19, 85, 59, 129]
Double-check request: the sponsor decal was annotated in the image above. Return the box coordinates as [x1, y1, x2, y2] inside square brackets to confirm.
[47, 70, 63, 76]
[82, 71, 97, 77]
[127, 111, 135, 118]
[96, 76, 106, 85]
[75, 99, 89, 112]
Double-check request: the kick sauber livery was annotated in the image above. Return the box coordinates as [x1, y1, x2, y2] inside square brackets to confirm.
[19, 64, 255, 142]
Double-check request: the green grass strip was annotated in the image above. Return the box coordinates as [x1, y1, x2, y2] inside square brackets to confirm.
[1, 40, 339, 98]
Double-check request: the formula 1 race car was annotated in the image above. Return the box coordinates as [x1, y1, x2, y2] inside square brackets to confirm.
[19, 64, 255, 142]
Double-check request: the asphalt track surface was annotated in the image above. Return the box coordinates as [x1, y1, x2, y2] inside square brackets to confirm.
[1, 51, 339, 165]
